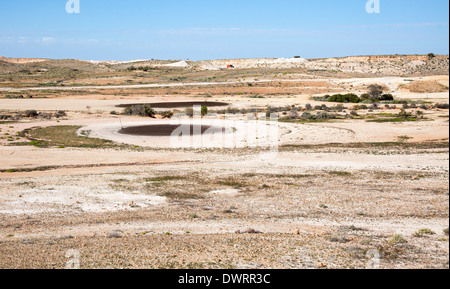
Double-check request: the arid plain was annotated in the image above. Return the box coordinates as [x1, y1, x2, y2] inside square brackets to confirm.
[0, 55, 448, 269]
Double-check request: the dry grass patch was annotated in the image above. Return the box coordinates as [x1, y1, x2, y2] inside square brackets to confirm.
[159, 191, 204, 200]
[25, 126, 114, 148]
[144, 176, 188, 183]
[401, 80, 449, 93]
[217, 177, 248, 188]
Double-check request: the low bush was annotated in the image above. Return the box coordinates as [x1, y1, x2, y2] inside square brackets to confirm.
[5, 94, 24, 99]
[434, 103, 450, 109]
[388, 234, 407, 244]
[161, 111, 174, 119]
[328, 93, 360, 103]
[380, 94, 394, 101]
[123, 105, 156, 118]
[300, 112, 337, 121]
[413, 229, 436, 237]
[55, 110, 67, 118]
[201, 105, 208, 117]
[25, 110, 39, 118]
[185, 108, 194, 117]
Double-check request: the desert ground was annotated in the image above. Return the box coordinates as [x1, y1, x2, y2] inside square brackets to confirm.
[0, 55, 448, 269]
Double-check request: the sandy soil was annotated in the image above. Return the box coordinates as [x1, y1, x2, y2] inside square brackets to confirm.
[0, 59, 449, 269]
[0, 148, 448, 269]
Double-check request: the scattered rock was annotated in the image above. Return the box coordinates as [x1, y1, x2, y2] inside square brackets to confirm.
[317, 263, 327, 268]
[128, 201, 140, 208]
[236, 228, 262, 234]
[107, 230, 123, 238]
[56, 235, 74, 240]
[22, 238, 34, 245]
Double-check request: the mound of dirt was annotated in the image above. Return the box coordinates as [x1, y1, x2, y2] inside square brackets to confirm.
[0, 56, 47, 64]
[198, 58, 309, 70]
[164, 60, 191, 68]
[116, 101, 229, 109]
[401, 80, 449, 93]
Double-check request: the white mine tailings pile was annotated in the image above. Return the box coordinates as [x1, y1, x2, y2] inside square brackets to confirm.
[198, 58, 309, 70]
[195, 55, 449, 75]
[165, 60, 191, 68]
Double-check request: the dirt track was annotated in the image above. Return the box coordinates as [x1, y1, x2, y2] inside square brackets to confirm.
[116, 101, 229, 109]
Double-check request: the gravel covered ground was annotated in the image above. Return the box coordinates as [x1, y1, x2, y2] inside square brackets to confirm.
[0, 66, 448, 269]
[0, 146, 448, 269]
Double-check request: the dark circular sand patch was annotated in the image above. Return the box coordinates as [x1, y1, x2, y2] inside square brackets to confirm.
[116, 101, 229, 109]
[118, 124, 225, 137]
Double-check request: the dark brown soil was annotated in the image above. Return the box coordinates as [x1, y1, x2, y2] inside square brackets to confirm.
[118, 124, 224, 136]
[116, 101, 229, 109]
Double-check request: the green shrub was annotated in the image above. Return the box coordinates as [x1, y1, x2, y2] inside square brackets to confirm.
[25, 110, 38, 118]
[328, 93, 360, 103]
[380, 94, 394, 101]
[360, 93, 371, 101]
[123, 105, 156, 118]
[434, 103, 450, 109]
[55, 110, 67, 118]
[398, 109, 413, 119]
[316, 112, 337, 120]
[297, 112, 337, 121]
[161, 111, 174, 119]
[388, 234, 407, 244]
[185, 108, 194, 117]
[201, 105, 208, 117]
[367, 84, 385, 100]
[413, 229, 436, 237]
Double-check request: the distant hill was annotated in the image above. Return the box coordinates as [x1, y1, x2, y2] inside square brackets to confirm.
[1, 54, 448, 77]
[0, 57, 48, 64]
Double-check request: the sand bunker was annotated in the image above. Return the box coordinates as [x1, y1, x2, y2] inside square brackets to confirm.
[118, 124, 224, 137]
[116, 101, 229, 109]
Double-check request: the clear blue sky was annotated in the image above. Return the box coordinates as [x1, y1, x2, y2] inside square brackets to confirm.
[0, 0, 448, 60]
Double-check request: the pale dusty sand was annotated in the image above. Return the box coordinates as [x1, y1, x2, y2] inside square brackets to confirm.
[0, 73, 448, 269]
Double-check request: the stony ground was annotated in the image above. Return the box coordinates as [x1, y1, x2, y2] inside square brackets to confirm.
[0, 57, 448, 269]
[0, 146, 448, 269]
